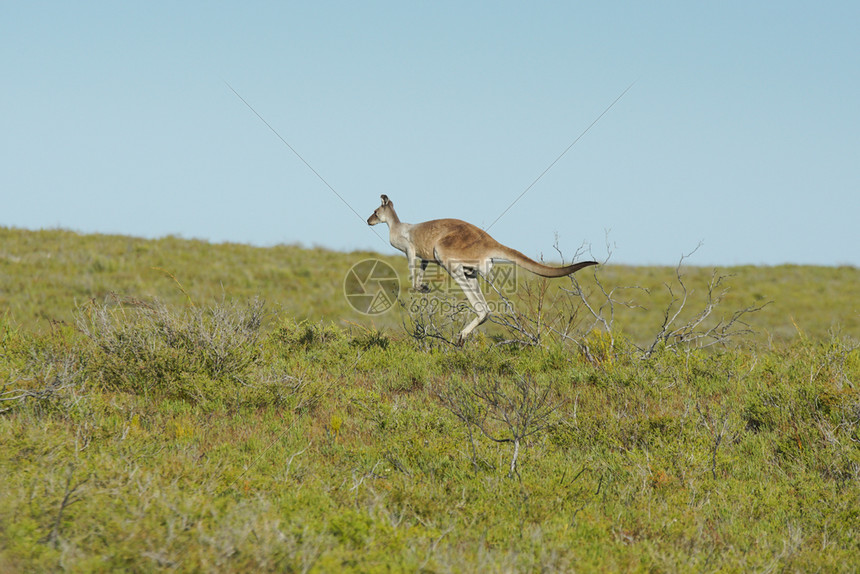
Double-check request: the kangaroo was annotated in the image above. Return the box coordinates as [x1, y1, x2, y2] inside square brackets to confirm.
[367, 195, 598, 344]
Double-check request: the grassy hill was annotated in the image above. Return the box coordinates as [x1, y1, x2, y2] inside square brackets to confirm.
[1, 227, 858, 571]
[2, 226, 858, 343]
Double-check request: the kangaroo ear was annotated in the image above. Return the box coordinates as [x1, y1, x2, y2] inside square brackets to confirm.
[380, 194, 390, 206]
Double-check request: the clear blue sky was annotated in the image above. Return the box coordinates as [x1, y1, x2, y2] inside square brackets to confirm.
[3, 2, 858, 266]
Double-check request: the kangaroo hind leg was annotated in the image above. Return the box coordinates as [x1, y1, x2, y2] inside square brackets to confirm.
[447, 264, 490, 346]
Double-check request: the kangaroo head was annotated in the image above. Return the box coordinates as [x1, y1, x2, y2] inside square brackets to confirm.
[367, 194, 396, 226]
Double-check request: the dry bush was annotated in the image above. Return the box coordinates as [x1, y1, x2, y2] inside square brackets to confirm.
[1, 349, 84, 414]
[436, 376, 562, 478]
[475, 242, 769, 361]
[76, 294, 266, 394]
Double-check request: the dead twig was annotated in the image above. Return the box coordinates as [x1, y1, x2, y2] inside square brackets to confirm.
[41, 464, 90, 548]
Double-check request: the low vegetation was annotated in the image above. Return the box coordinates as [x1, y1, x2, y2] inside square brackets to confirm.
[1, 227, 858, 571]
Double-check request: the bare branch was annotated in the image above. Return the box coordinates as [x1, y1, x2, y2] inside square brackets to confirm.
[40, 464, 90, 548]
[436, 376, 561, 478]
[638, 251, 771, 358]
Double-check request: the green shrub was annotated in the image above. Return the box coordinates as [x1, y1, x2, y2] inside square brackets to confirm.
[3, 227, 860, 571]
[77, 296, 265, 399]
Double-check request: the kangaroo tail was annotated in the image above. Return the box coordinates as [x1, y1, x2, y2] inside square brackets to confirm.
[495, 245, 598, 278]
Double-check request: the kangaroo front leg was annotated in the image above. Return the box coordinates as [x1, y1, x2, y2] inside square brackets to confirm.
[406, 248, 429, 292]
[448, 265, 490, 345]
[414, 260, 430, 293]
[409, 260, 430, 292]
